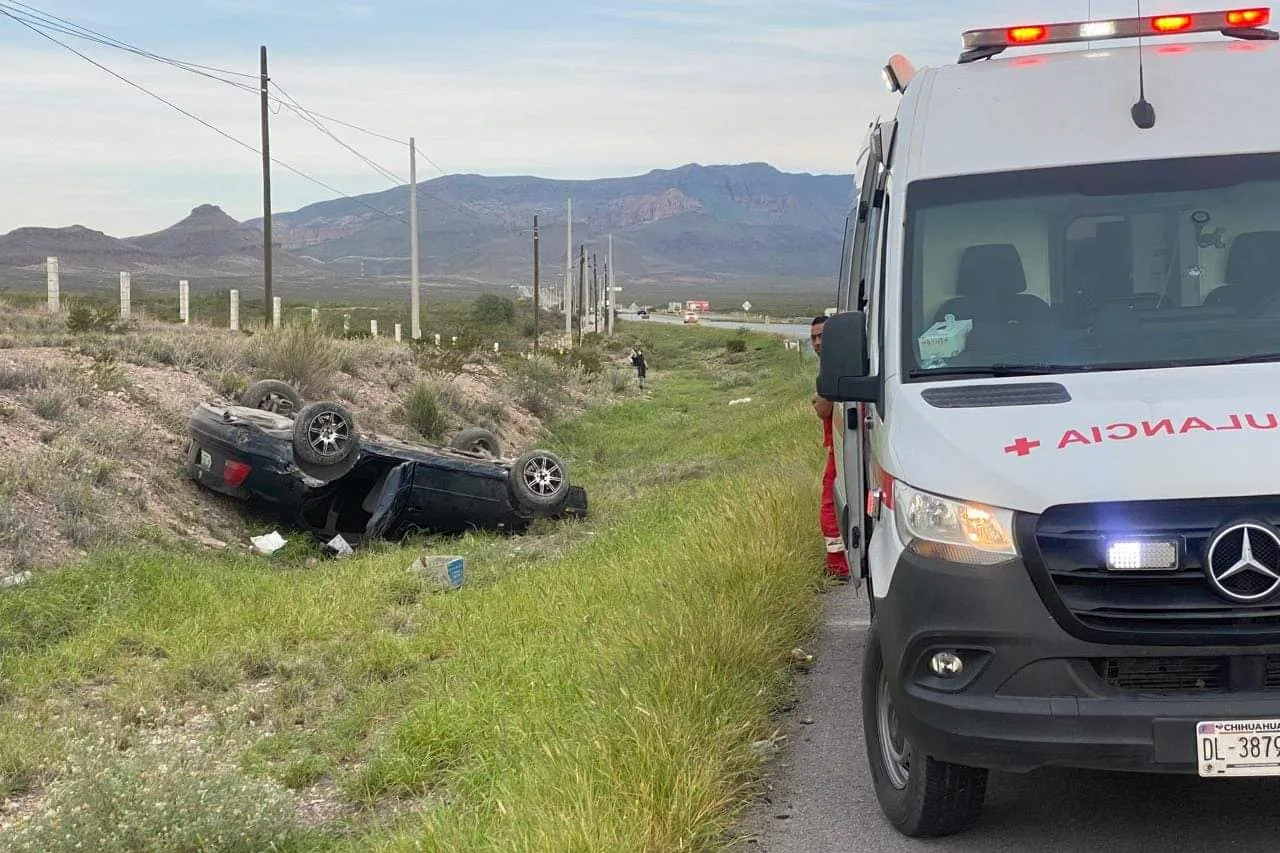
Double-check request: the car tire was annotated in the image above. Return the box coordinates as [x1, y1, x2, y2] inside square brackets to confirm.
[863, 633, 987, 838]
[509, 450, 570, 513]
[241, 379, 303, 417]
[449, 427, 501, 458]
[292, 401, 359, 467]
[184, 440, 199, 477]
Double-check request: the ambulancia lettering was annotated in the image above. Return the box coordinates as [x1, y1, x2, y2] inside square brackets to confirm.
[1004, 413, 1280, 456]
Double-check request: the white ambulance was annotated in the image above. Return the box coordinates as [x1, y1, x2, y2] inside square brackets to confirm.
[818, 7, 1280, 838]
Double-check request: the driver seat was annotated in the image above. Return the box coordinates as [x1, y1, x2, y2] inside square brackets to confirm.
[1202, 230, 1280, 310]
[932, 243, 1051, 327]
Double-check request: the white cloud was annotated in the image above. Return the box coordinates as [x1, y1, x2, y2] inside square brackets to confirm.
[0, 0, 1152, 235]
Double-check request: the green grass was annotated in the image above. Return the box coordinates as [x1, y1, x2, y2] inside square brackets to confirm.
[0, 324, 829, 852]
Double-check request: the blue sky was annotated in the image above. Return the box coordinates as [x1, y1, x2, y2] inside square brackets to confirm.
[0, 1, 1195, 233]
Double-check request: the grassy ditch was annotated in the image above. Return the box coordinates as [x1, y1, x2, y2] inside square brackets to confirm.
[0, 324, 829, 852]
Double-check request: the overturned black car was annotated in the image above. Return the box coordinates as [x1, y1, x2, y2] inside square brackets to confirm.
[185, 379, 587, 542]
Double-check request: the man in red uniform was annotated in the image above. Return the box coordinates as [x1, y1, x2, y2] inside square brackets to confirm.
[811, 316, 850, 581]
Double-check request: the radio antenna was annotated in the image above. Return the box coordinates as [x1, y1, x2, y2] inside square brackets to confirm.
[1131, 0, 1156, 128]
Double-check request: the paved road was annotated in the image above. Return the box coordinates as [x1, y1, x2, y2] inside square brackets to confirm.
[737, 585, 1280, 853]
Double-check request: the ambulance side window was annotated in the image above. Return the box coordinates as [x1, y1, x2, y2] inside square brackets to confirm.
[836, 215, 855, 311]
[868, 182, 890, 380]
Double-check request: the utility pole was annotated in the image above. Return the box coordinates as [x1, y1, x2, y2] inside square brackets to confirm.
[532, 215, 540, 354]
[578, 244, 586, 343]
[409, 137, 421, 339]
[591, 254, 599, 333]
[564, 198, 573, 342]
[259, 45, 273, 326]
[607, 233, 616, 336]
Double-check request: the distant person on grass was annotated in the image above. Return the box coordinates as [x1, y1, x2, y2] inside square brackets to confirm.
[629, 347, 648, 391]
[811, 316, 850, 582]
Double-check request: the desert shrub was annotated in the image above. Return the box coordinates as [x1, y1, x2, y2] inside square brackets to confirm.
[88, 356, 129, 392]
[471, 293, 517, 325]
[511, 355, 563, 421]
[568, 346, 603, 375]
[3, 735, 303, 853]
[715, 370, 755, 390]
[400, 381, 450, 440]
[30, 389, 70, 420]
[477, 399, 508, 426]
[726, 335, 747, 354]
[252, 322, 342, 398]
[210, 369, 249, 399]
[0, 364, 45, 391]
[66, 304, 118, 334]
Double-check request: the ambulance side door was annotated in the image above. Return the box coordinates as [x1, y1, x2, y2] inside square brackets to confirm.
[834, 124, 888, 573]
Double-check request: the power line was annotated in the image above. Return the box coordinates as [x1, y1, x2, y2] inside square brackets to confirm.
[268, 80, 529, 233]
[270, 80, 404, 185]
[2, 2, 541, 238]
[0, 0, 258, 89]
[0, 9, 410, 227]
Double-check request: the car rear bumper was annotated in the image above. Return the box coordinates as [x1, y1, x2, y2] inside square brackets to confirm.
[186, 405, 298, 503]
[878, 549, 1280, 774]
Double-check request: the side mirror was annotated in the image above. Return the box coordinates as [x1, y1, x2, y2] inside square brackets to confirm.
[817, 311, 881, 404]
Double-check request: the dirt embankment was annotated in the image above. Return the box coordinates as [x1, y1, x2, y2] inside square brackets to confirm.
[0, 308, 617, 581]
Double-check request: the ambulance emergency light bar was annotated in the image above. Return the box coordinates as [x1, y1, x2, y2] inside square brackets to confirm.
[959, 7, 1278, 62]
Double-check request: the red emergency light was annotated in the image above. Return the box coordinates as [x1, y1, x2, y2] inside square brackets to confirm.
[961, 7, 1276, 62]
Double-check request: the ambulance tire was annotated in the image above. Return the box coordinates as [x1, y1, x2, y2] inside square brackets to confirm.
[863, 633, 987, 838]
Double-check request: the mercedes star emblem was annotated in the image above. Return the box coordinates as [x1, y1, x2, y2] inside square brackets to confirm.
[1205, 523, 1280, 603]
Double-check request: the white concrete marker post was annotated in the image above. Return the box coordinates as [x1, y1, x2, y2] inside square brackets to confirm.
[394, 323, 402, 342]
[119, 272, 131, 320]
[434, 333, 441, 346]
[343, 314, 351, 334]
[230, 290, 240, 331]
[46, 257, 59, 313]
[311, 308, 320, 325]
[179, 280, 190, 325]
[370, 319, 378, 337]
[493, 342, 499, 353]
[272, 297, 282, 329]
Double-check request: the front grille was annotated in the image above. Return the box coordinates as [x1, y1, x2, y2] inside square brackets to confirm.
[1096, 655, 1280, 693]
[1022, 497, 1280, 644]
[1095, 657, 1224, 692]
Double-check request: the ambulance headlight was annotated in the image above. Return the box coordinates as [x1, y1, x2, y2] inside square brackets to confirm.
[894, 482, 1018, 566]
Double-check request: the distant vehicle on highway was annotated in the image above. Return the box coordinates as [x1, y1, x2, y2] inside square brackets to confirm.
[683, 312, 699, 325]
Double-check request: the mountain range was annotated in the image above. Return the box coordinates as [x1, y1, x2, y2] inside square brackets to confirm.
[0, 163, 855, 297]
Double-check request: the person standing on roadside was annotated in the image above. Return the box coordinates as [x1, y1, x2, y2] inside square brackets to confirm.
[811, 316, 851, 581]
[629, 347, 648, 391]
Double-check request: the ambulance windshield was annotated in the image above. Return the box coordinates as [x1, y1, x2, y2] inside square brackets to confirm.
[903, 153, 1280, 379]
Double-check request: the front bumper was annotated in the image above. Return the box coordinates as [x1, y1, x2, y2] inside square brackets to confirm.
[879, 549, 1280, 773]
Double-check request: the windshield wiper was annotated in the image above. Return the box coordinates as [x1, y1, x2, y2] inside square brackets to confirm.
[1207, 353, 1280, 366]
[909, 363, 1092, 379]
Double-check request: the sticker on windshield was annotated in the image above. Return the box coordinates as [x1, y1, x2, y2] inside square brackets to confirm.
[1004, 412, 1280, 457]
[917, 314, 972, 368]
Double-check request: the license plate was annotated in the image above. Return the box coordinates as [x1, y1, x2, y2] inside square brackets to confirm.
[1198, 719, 1280, 777]
[199, 449, 212, 470]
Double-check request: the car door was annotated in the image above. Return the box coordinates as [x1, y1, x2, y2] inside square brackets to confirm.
[833, 125, 888, 574]
[364, 461, 415, 540]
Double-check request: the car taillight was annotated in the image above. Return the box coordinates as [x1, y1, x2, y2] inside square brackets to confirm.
[223, 460, 252, 488]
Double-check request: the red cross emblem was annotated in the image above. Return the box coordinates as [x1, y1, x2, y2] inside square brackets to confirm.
[1004, 436, 1040, 457]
